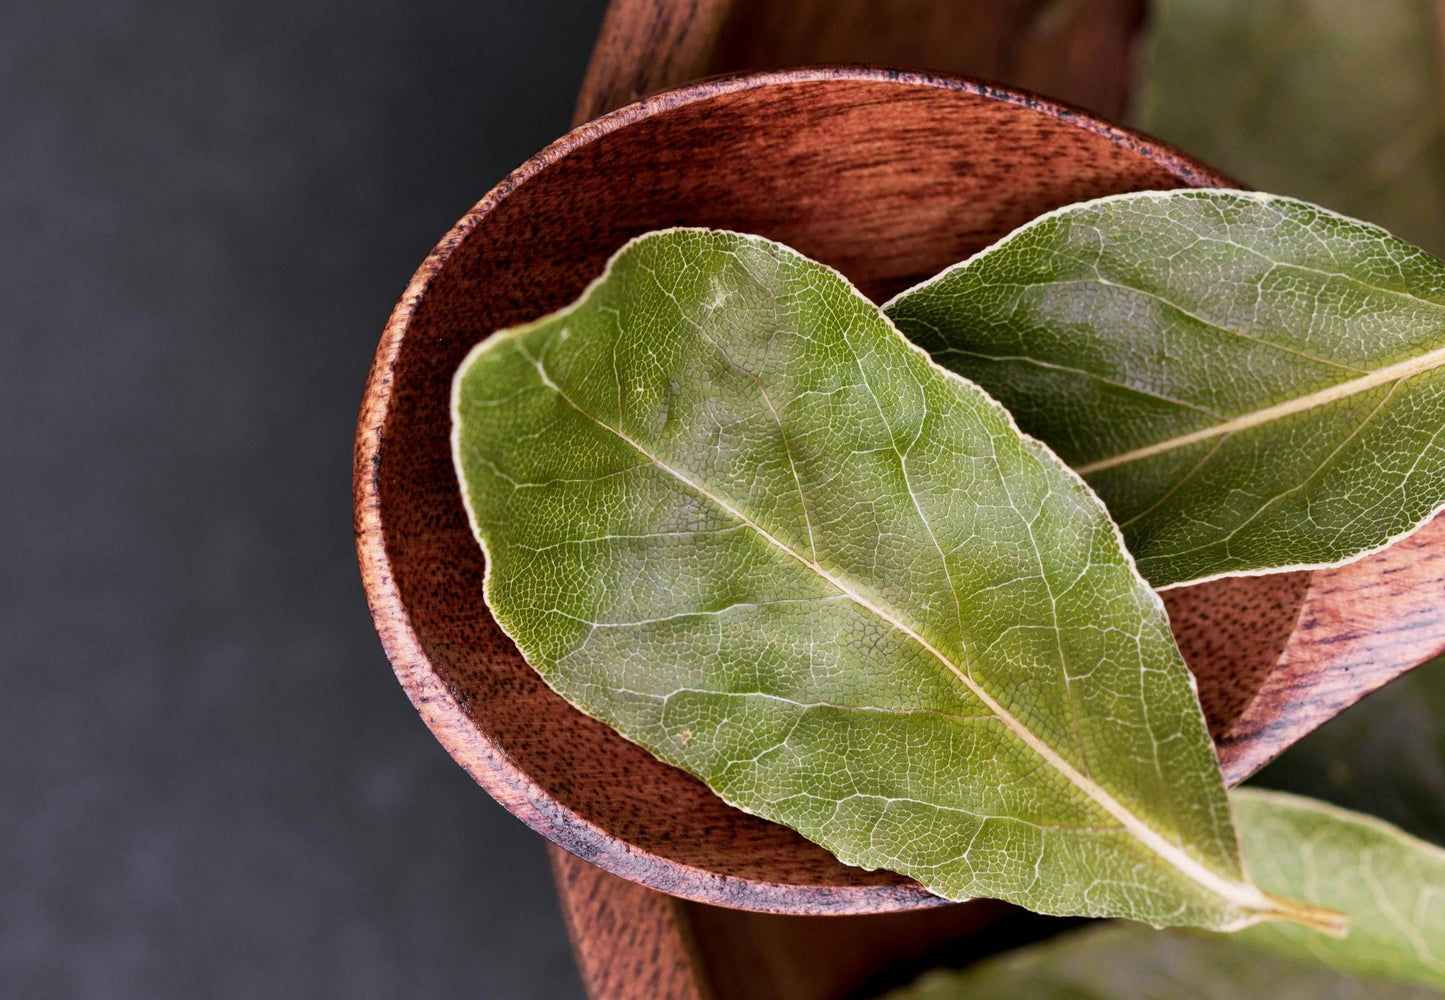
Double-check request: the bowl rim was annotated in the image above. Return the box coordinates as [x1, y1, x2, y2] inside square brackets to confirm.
[353, 64, 1229, 915]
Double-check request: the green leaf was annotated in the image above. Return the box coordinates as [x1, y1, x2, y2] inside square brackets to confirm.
[1137, 0, 1445, 258]
[886, 791, 1445, 998]
[452, 228, 1333, 930]
[1231, 788, 1445, 988]
[1137, 0, 1445, 884]
[884, 189, 1445, 588]
[885, 923, 1444, 1000]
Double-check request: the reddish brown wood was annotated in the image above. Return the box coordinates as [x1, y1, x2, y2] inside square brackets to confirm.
[683, 894, 1040, 1000]
[551, 846, 713, 1000]
[1218, 513, 1445, 783]
[355, 67, 1272, 916]
[574, 0, 1146, 125]
[504, 9, 1445, 999]
[1162, 571, 1313, 737]
[552, 845, 1056, 1000]
[574, 0, 731, 126]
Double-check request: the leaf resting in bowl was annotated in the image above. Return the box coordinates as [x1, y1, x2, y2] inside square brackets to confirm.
[451, 228, 1333, 931]
[885, 190, 1445, 589]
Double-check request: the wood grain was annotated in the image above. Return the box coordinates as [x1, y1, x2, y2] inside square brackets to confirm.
[1219, 513, 1445, 783]
[355, 68, 1287, 915]
[1163, 572, 1313, 737]
[551, 845, 713, 1000]
[552, 845, 1064, 1000]
[574, 0, 731, 126]
[574, 0, 1146, 125]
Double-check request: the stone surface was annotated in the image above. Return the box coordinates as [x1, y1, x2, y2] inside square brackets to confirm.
[0, 0, 603, 995]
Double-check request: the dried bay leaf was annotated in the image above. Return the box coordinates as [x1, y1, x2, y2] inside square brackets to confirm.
[452, 229, 1332, 930]
[1137, 0, 1445, 863]
[1231, 789, 1445, 988]
[885, 190, 1445, 588]
[886, 924, 1441, 1000]
[887, 790, 1445, 997]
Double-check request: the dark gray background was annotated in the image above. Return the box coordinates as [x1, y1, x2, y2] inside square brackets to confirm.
[3, 1, 608, 995]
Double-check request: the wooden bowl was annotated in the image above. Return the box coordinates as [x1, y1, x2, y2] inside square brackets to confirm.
[354, 67, 1445, 915]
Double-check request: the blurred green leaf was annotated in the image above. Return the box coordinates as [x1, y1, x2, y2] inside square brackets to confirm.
[886, 922, 1443, 999]
[1231, 789, 1445, 987]
[1137, 0, 1445, 256]
[885, 789, 1445, 996]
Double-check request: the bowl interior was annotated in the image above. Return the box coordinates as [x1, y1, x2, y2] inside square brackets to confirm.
[357, 69, 1281, 914]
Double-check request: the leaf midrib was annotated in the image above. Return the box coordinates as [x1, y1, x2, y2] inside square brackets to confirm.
[516, 338, 1275, 917]
[1077, 344, 1445, 475]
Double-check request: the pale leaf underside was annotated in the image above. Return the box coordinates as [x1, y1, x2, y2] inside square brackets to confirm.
[1232, 789, 1445, 988]
[888, 923, 1441, 1000]
[885, 190, 1445, 588]
[889, 789, 1445, 997]
[452, 229, 1324, 929]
